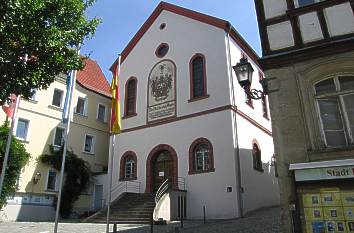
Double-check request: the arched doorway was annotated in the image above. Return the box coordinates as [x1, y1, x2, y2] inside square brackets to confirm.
[146, 144, 178, 193]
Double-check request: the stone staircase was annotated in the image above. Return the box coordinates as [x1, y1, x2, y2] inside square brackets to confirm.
[85, 192, 155, 224]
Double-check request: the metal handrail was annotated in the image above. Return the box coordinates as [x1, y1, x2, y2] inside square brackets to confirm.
[106, 180, 141, 205]
[154, 179, 170, 204]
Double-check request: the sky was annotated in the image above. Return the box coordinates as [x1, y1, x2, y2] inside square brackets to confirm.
[81, 0, 261, 82]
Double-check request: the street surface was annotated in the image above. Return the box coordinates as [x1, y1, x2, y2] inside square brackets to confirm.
[0, 206, 280, 233]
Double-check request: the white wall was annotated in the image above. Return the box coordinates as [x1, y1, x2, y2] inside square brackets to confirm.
[113, 111, 239, 219]
[120, 10, 231, 130]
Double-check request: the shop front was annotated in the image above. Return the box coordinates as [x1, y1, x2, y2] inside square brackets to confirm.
[290, 159, 354, 233]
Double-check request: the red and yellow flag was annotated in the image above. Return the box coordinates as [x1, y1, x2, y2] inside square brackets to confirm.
[110, 64, 121, 134]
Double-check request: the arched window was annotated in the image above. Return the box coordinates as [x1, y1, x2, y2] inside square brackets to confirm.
[252, 142, 263, 172]
[124, 77, 137, 117]
[120, 151, 137, 180]
[190, 54, 208, 100]
[314, 76, 354, 147]
[189, 138, 214, 174]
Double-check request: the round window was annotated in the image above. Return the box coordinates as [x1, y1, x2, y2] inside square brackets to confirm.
[155, 43, 169, 58]
[159, 23, 166, 30]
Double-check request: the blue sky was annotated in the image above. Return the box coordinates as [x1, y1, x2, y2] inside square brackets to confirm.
[81, 0, 261, 82]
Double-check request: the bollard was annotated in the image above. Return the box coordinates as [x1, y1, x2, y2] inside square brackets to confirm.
[150, 212, 154, 233]
[113, 223, 117, 233]
[203, 205, 206, 224]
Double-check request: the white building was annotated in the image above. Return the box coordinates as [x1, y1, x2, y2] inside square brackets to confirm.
[109, 2, 279, 220]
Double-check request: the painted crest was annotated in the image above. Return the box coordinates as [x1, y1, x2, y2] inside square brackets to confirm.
[150, 64, 173, 102]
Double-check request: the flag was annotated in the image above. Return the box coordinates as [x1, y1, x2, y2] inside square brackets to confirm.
[2, 94, 18, 119]
[110, 64, 121, 134]
[62, 70, 76, 123]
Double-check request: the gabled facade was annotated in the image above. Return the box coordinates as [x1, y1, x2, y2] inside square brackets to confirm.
[109, 2, 279, 220]
[0, 59, 111, 221]
[254, 0, 354, 232]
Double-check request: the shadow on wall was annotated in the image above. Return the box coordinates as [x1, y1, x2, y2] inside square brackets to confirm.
[7, 122, 90, 221]
[238, 148, 280, 214]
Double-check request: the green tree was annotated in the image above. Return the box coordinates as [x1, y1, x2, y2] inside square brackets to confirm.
[0, 121, 30, 209]
[40, 146, 91, 217]
[0, 0, 100, 104]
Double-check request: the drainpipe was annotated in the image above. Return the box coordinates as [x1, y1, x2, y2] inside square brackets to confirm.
[226, 23, 243, 218]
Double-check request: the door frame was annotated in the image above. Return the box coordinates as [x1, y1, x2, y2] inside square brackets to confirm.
[145, 144, 178, 193]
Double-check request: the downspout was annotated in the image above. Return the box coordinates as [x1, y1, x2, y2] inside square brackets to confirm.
[226, 24, 243, 218]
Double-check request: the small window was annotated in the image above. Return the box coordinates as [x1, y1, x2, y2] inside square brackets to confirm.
[52, 89, 63, 107]
[262, 95, 269, 119]
[29, 89, 37, 101]
[84, 135, 95, 154]
[315, 76, 354, 147]
[75, 97, 86, 115]
[120, 151, 137, 180]
[252, 143, 263, 172]
[125, 156, 135, 179]
[53, 127, 64, 147]
[296, 0, 323, 7]
[155, 43, 169, 58]
[124, 77, 137, 117]
[97, 104, 106, 122]
[195, 144, 209, 171]
[16, 118, 29, 140]
[245, 86, 254, 107]
[189, 138, 214, 174]
[190, 54, 207, 100]
[46, 171, 57, 191]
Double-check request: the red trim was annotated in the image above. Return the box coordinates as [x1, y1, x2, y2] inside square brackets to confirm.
[124, 76, 138, 117]
[188, 138, 215, 175]
[155, 43, 169, 58]
[119, 151, 138, 181]
[189, 53, 208, 100]
[145, 144, 178, 193]
[119, 105, 272, 137]
[110, 2, 260, 70]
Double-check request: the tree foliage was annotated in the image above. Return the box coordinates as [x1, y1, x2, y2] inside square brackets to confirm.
[0, 121, 30, 209]
[0, 0, 100, 104]
[40, 146, 91, 217]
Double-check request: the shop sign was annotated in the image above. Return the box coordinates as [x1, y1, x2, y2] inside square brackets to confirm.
[294, 166, 354, 181]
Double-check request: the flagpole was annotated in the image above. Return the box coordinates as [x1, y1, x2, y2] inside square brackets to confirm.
[106, 54, 121, 233]
[54, 46, 80, 233]
[0, 95, 20, 196]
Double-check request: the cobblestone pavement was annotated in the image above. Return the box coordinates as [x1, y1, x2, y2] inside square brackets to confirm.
[0, 207, 280, 233]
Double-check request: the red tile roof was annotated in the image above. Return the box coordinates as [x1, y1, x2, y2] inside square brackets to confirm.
[77, 59, 111, 98]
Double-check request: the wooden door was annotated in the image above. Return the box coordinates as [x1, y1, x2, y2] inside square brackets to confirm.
[153, 151, 173, 192]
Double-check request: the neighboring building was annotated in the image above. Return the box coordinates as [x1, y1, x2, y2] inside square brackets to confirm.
[108, 2, 279, 220]
[0, 59, 111, 221]
[254, 0, 354, 232]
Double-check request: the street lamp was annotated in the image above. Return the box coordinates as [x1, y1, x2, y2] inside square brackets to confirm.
[33, 172, 41, 184]
[233, 57, 268, 100]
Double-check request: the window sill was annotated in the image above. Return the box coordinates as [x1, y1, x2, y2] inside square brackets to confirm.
[263, 114, 270, 121]
[74, 113, 88, 118]
[188, 168, 215, 175]
[254, 167, 264, 173]
[122, 113, 137, 119]
[82, 151, 95, 155]
[308, 146, 354, 161]
[48, 105, 63, 112]
[96, 119, 107, 124]
[119, 177, 137, 181]
[16, 138, 29, 144]
[188, 94, 210, 103]
[45, 189, 58, 193]
[24, 99, 38, 104]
